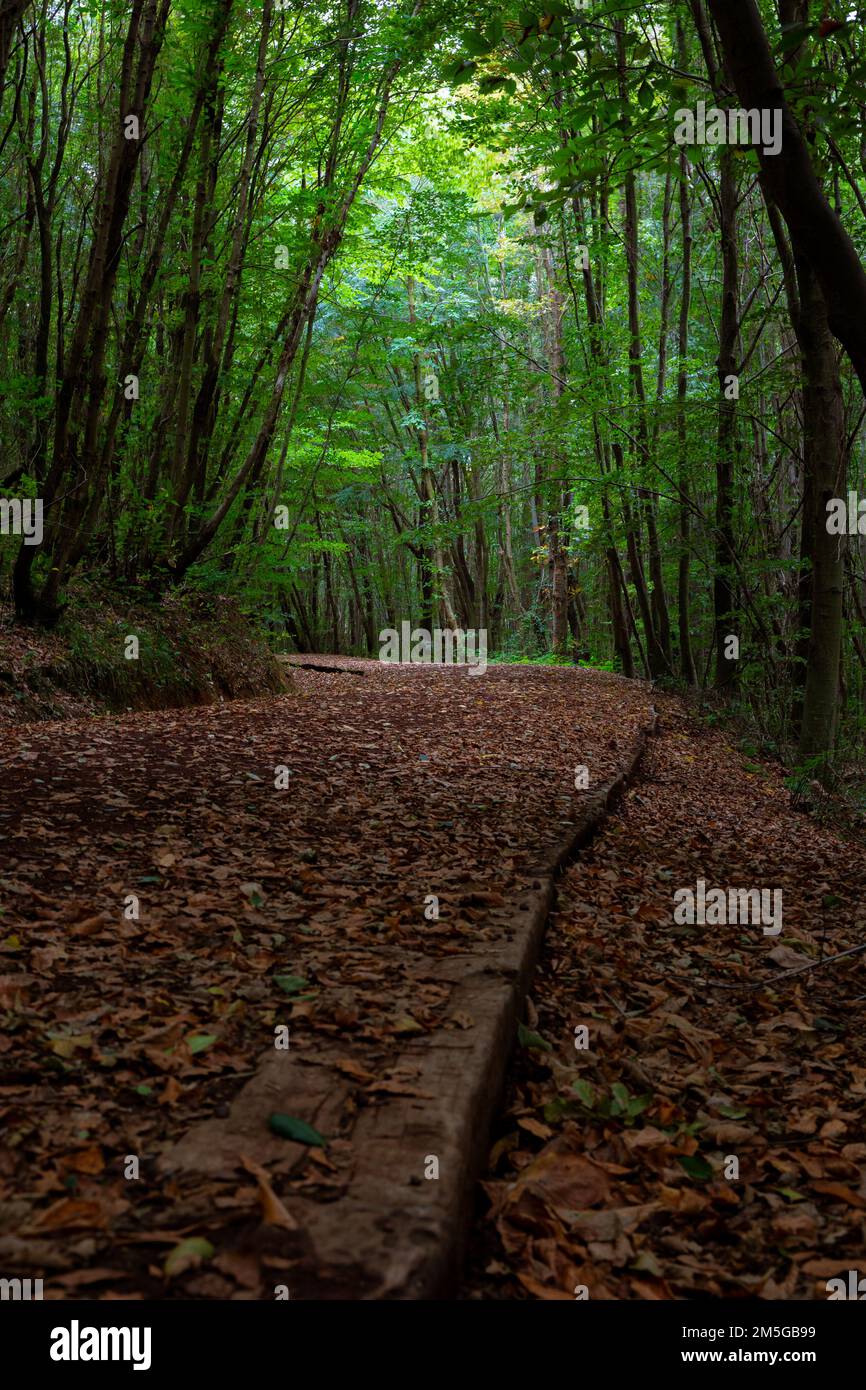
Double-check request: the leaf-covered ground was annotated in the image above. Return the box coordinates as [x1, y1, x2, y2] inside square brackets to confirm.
[0, 661, 650, 1298]
[463, 693, 866, 1300]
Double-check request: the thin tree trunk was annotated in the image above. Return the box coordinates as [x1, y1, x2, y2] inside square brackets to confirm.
[675, 122, 697, 684]
[714, 147, 740, 688]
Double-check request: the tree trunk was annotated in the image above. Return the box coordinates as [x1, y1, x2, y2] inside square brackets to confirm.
[706, 0, 866, 399]
[795, 255, 845, 761]
[714, 147, 740, 688]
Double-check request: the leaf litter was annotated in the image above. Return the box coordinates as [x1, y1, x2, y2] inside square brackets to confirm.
[463, 692, 866, 1300]
[0, 660, 649, 1298]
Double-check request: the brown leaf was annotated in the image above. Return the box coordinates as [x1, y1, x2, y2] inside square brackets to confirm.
[30, 1198, 111, 1232]
[240, 1154, 299, 1230]
[811, 1181, 866, 1209]
[333, 1058, 375, 1083]
[516, 1272, 575, 1300]
[64, 1145, 105, 1175]
[517, 1117, 554, 1140]
[508, 1146, 611, 1219]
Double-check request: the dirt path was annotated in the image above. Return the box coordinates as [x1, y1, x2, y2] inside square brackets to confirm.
[0, 661, 650, 1299]
[463, 691, 866, 1300]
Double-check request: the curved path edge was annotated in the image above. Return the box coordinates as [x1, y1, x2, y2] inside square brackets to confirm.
[158, 707, 659, 1299]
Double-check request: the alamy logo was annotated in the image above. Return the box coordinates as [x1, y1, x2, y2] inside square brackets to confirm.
[0, 497, 43, 545]
[379, 622, 487, 676]
[0, 1276, 43, 1299]
[673, 99, 782, 157]
[673, 879, 782, 936]
[49, 1320, 152, 1371]
[826, 1270, 866, 1300]
[826, 493, 866, 534]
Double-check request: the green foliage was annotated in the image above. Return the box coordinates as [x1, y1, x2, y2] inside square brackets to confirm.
[0, 0, 863, 778]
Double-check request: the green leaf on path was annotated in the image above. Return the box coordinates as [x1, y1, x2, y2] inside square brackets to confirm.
[269, 1113, 326, 1146]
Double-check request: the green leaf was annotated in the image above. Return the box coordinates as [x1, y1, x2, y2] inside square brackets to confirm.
[448, 59, 477, 86]
[611, 1081, 630, 1113]
[543, 1097, 576, 1123]
[517, 1022, 552, 1051]
[268, 1113, 326, 1146]
[479, 74, 511, 94]
[626, 1093, 652, 1118]
[571, 1078, 595, 1107]
[164, 1237, 215, 1278]
[677, 1154, 713, 1181]
[186, 1032, 217, 1055]
[273, 974, 308, 995]
[463, 31, 493, 56]
[776, 22, 813, 56]
[718, 1103, 747, 1119]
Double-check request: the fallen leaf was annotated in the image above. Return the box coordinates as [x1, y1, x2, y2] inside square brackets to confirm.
[164, 1237, 215, 1278]
[240, 1154, 299, 1230]
[268, 1113, 326, 1146]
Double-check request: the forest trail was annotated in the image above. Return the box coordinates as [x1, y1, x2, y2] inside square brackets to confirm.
[2, 664, 864, 1299]
[0, 661, 650, 1298]
[4, 0, 866, 1331]
[465, 692, 866, 1300]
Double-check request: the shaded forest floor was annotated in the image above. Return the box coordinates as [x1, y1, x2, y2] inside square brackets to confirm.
[0, 660, 649, 1298]
[2, 659, 864, 1299]
[464, 693, 866, 1300]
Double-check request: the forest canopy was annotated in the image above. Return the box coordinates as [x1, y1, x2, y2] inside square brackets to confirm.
[1, 0, 866, 774]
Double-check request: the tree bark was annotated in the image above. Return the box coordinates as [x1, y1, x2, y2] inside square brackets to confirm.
[706, 0, 866, 399]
